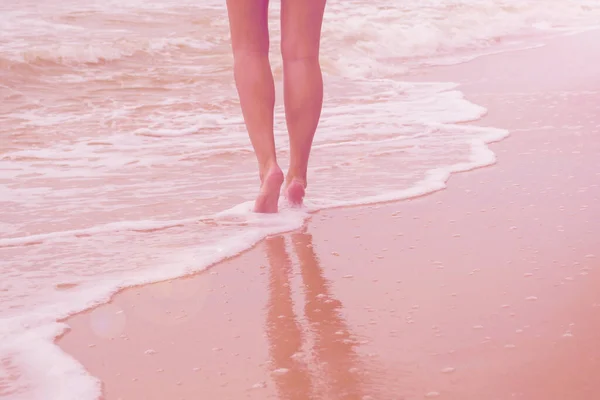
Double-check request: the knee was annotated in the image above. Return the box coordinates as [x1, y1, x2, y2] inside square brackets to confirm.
[233, 49, 268, 64]
[232, 39, 270, 62]
[280, 40, 320, 64]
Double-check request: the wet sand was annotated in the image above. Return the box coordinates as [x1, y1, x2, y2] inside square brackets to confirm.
[57, 31, 600, 399]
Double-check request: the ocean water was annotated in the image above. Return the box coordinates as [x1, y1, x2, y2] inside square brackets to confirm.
[1, 0, 599, 398]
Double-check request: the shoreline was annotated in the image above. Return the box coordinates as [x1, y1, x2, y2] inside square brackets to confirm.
[54, 30, 600, 400]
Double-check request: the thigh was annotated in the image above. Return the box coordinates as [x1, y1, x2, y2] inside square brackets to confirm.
[280, 0, 327, 61]
[226, 0, 270, 55]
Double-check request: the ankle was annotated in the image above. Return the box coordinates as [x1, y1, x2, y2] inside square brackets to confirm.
[286, 174, 307, 188]
[260, 161, 283, 183]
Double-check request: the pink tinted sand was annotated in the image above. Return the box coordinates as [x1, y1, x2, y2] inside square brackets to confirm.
[57, 31, 600, 399]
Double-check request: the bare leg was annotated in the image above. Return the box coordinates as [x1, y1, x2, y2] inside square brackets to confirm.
[280, 0, 327, 207]
[226, 0, 284, 213]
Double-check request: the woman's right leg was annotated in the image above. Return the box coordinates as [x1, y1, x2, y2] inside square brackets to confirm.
[226, 0, 284, 213]
[280, 0, 327, 206]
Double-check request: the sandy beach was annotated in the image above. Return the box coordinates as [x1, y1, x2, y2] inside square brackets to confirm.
[56, 30, 600, 400]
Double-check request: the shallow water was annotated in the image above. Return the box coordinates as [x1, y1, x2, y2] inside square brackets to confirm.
[1, 0, 600, 398]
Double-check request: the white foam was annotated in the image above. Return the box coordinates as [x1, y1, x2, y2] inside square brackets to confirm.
[133, 124, 205, 138]
[0, 325, 102, 400]
[311, 0, 600, 79]
[305, 124, 508, 210]
[0, 219, 195, 248]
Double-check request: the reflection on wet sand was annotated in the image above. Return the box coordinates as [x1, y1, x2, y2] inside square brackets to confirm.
[265, 231, 366, 399]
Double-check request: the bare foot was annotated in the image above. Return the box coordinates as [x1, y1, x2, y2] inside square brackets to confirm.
[254, 165, 284, 213]
[285, 178, 306, 207]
